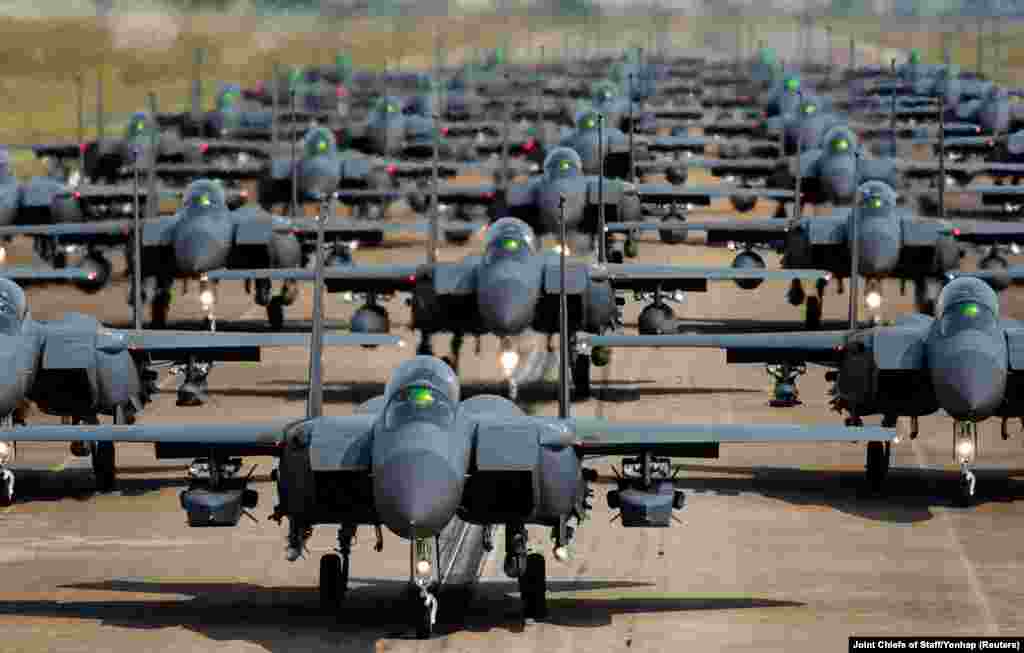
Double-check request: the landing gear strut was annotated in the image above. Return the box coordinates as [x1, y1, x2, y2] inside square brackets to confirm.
[954, 421, 978, 507]
[0, 415, 14, 506]
[503, 523, 548, 621]
[409, 536, 439, 639]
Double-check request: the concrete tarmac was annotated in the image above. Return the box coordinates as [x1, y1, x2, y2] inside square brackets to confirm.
[0, 173, 1022, 652]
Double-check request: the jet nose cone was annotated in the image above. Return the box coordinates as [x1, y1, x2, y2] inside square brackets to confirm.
[931, 349, 1006, 420]
[374, 448, 461, 539]
[174, 227, 230, 274]
[858, 229, 901, 275]
[477, 279, 537, 336]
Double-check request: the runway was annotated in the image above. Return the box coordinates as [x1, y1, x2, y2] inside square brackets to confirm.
[1, 172, 1022, 651]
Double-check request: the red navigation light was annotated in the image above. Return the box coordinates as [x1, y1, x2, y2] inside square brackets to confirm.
[986, 139, 994, 146]
[441, 126, 449, 136]
[953, 228, 962, 236]
[523, 138, 537, 152]
[406, 274, 416, 283]
[387, 163, 398, 175]
[256, 80, 265, 93]
[78, 143, 88, 154]
[240, 189, 249, 198]
[199, 142, 210, 153]
[73, 191, 81, 199]
[87, 271, 97, 280]
[336, 85, 348, 98]
[484, 191, 495, 200]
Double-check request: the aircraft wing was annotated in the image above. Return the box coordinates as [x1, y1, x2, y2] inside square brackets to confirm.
[0, 266, 99, 282]
[604, 218, 793, 245]
[636, 183, 794, 207]
[207, 264, 421, 294]
[570, 417, 894, 457]
[113, 330, 404, 362]
[675, 157, 780, 178]
[32, 142, 88, 161]
[337, 184, 500, 205]
[0, 421, 293, 448]
[0, 219, 141, 239]
[942, 221, 1024, 244]
[945, 266, 1024, 288]
[899, 160, 1024, 182]
[286, 218, 487, 243]
[581, 331, 849, 364]
[601, 263, 829, 293]
[141, 162, 267, 184]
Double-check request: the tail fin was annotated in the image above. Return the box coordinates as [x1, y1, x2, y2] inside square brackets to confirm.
[557, 193, 571, 419]
[306, 195, 330, 419]
[848, 152, 861, 331]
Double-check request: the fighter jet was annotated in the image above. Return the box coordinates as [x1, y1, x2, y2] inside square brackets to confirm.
[607, 180, 1024, 328]
[585, 274, 1024, 506]
[165, 83, 331, 141]
[0, 271, 403, 506]
[30, 111, 266, 185]
[344, 148, 794, 259]
[4, 218, 894, 636]
[208, 215, 829, 397]
[567, 80, 704, 134]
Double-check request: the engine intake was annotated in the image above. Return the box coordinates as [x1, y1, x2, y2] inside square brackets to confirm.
[606, 455, 685, 527]
[731, 250, 766, 289]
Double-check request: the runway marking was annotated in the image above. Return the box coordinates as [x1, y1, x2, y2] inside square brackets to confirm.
[911, 440, 999, 635]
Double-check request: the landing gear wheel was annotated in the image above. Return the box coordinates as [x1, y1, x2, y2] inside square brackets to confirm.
[956, 470, 976, 508]
[319, 553, 346, 611]
[805, 296, 822, 330]
[53, 251, 67, 269]
[658, 215, 687, 244]
[91, 441, 116, 492]
[571, 353, 592, 401]
[267, 296, 285, 331]
[150, 295, 170, 329]
[411, 585, 437, 639]
[865, 441, 889, 493]
[0, 470, 13, 507]
[518, 552, 548, 620]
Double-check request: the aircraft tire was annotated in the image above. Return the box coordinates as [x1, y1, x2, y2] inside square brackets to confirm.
[571, 353, 592, 401]
[320, 553, 342, 611]
[0, 472, 13, 507]
[267, 297, 286, 331]
[804, 296, 822, 330]
[519, 552, 548, 620]
[865, 441, 889, 492]
[91, 442, 116, 492]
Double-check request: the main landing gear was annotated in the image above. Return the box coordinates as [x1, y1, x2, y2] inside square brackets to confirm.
[786, 277, 827, 330]
[503, 524, 548, 622]
[320, 524, 355, 612]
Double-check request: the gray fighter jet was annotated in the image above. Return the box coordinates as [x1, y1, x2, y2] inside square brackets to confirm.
[207, 216, 829, 397]
[0, 272, 402, 506]
[2, 210, 893, 637]
[607, 180, 1024, 328]
[584, 274, 1024, 506]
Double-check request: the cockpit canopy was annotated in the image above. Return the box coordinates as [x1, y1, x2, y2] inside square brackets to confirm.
[799, 100, 818, 116]
[126, 112, 151, 139]
[823, 126, 856, 155]
[857, 181, 896, 212]
[543, 147, 582, 179]
[182, 179, 227, 211]
[0, 278, 27, 336]
[303, 127, 337, 157]
[784, 76, 800, 92]
[218, 84, 242, 110]
[592, 82, 617, 105]
[376, 96, 403, 117]
[935, 276, 999, 330]
[578, 111, 602, 131]
[382, 356, 459, 429]
[759, 47, 776, 66]
[484, 217, 536, 262]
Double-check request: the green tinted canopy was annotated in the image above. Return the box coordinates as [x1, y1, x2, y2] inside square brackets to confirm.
[832, 137, 850, 153]
[801, 102, 817, 115]
[407, 386, 435, 408]
[500, 238, 520, 252]
[909, 49, 920, 64]
[759, 47, 776, 65]
[961, 302, 979, 318]
[784, 76, 800, 92]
